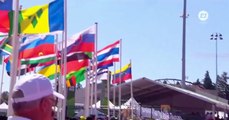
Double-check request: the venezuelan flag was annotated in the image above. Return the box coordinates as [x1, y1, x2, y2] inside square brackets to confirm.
[112, 63, 132, 84]
[10, 0, 64, 34]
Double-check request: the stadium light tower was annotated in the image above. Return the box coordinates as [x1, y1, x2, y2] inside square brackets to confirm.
[210, 33, 223, 81]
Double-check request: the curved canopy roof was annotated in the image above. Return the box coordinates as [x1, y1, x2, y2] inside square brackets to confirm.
[109, 77, 229, 112]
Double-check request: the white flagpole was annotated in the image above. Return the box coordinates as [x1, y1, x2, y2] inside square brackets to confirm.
[54, 34, 58, 91]
[107, 69, 110, 119]
[57, 40, 63, 120]
[118, 39, 122, 120]
[89, 66, 93, 115]
[0, 56, 5, 101]
[113, 63, 116, 117]
[85, 66, 90, 117]
[54, 35, 59, 117]
[90, 70, 94, 114]
[94, 22, 98, 117]
[7, 0, 20, 116]
[130, 60, 133, 120]
[61, 0, 68, 119]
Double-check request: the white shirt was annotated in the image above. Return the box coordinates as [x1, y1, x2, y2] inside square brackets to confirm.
[8, 116, 31, 120]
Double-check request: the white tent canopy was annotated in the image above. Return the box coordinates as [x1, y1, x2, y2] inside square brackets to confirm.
[92, 100, 115, 108]
[0, 102, 8, 112]
[92, 100, 128, 109]
[123, 97, 139, 108]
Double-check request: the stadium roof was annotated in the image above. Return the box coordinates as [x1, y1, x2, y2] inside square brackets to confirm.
[109, 77, 229, 112]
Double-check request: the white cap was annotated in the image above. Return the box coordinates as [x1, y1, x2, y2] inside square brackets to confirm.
[12, 74, 64, 103]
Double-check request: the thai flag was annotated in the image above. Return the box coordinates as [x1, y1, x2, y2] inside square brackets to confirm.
[87, 68, 109, 82]
[97, 40, 120, 69]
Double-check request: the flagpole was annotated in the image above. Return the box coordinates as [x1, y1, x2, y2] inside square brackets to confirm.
[54, 34, 59, 117]
[118, 39, 122, 120]
[89, 66, 93, 115]
[7, 0, 20, 116]
[130, 60, 133, 120]
[90, 70, 94, 114]
[88, 67, 94, 113]
[85, 66, 90, 117]
[113, 63, 116, 117]
[94, 22, 98, 118]
[0, 56, 5, 102]
[54, 34, 58, 91]
[57, 41, 63, 120]
[107, 69, 110, 119]
[61, 0, 68, 119]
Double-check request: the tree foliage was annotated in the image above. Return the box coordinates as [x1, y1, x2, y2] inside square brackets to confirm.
[216, 72, 229, 99]
[203, 71, 215, 90]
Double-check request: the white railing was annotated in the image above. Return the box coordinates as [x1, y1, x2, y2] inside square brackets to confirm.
[133, 107, 183, 120]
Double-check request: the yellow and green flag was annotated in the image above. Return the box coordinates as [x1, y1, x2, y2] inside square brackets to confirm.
[38, 64, 60, 80]
[10, 0, 64, 34]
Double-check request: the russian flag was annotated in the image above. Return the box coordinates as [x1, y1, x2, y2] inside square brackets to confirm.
[65, 25, 96, 53]
[97, 40, 120, 69]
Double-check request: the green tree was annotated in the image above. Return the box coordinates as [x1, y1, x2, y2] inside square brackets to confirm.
[193, 79, 201, 85]
[203, 71, 215, 89]
[217, 72, 229, 99]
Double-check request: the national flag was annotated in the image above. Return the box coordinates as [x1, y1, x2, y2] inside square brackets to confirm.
[66, 67, 86, 87]
[65, 25, 96, 53]
[0, 0, 12, 33]
[4, 57, 34, 76]
[58, 52, 92, 64]
[9, 0, 64, 34]
[19, 35, 55, 59]
[1, 43, 12, 55]
[112, 63, 132, 84]
[0, 0, 12, 10]
[0, 11, 10, 33]
[97, 40, 120, 69]
[88, 68, 109, 82]
[38, 64, 60, 80]
[66, 76, 76, 87]
[0, 37, 7, 47]
[20, 54, 56, 65]
[64, 59, 88, 76]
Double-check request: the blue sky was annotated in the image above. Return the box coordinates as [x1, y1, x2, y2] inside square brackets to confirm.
[2, 0, 229, 91]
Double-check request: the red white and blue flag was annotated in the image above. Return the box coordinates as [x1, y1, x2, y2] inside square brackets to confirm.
[65, 25, 96, 53]
[97, 40, 120, 69]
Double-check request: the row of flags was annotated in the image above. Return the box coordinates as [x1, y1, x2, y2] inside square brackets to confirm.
[0, 0, 132, 88]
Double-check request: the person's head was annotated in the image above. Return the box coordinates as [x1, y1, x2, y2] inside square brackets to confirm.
[11, 74, 64, 120]
[86, 116, 93, 120]
[89, 114, 95, 120]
